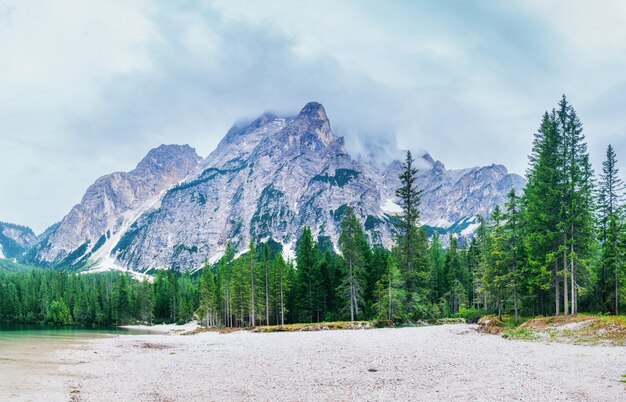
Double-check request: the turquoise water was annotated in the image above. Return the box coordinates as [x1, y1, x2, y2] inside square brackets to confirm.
[0, 322, 152, 340]
[0, 323, 154, 401]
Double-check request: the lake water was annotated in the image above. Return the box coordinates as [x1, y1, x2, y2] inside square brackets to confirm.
[0, 324, 153, 401]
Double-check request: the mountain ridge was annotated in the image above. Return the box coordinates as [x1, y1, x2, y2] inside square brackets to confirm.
[26, 102, 523, 272]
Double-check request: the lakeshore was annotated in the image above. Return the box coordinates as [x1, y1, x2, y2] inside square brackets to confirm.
[48, 324, 626, 401]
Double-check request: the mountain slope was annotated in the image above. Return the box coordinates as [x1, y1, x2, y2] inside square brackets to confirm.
[32, 102, 524, 272]
[34, 144, 203, 268]
[0, 222, 37, 259]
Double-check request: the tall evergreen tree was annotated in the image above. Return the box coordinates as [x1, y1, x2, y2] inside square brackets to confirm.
[395, 150, 430, 319]
[428, 233, 446, 305]
[375, 255, 405, 322]
[556, 96, 595, 315]
[338, 207, 367, 321]
[504, 189, 524, 324]
[597, 144, 625, 314]
[523, 110, 563, 315]
[296, 227, 319, 322]
[199, 259, 217, 327]
[396, 150, 422, 273]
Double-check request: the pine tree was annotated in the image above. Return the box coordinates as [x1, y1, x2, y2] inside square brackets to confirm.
[395, 150, 422, 274]
[504, 189, 524, 324]
[428, 233, 446, 305]
[199, 260, 217, 327]
[115, 273, 131, 325]
[483, 206, 509, 320]
[262, 243, 270, 325]
[523, 110, 563, 315]
[444, 235, 464, 314]
[556, 96, 595, 315]
[395, 150, 430, 319]
[217, 244, 235, 327]
[338, 207, 367, 321]
[597, 144, 625, 314]
[296, 227, 319, 323]
[139, 278, 154, 324]
[375, 255, 405, 322]
[270, 253, 291, 325]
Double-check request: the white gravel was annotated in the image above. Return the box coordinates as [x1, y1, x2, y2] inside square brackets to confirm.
[60, 324, 626, 401]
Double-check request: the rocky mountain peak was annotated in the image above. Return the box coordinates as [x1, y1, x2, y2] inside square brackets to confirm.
[297, 102, 328, 121]
[281, 102, 335, 149]
[132, 144, 202, 178]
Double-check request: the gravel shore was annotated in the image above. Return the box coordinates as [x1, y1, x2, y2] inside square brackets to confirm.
[60, 324, 626, 401]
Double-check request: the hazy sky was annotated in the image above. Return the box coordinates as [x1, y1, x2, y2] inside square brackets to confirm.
[2, 0, 626, 233]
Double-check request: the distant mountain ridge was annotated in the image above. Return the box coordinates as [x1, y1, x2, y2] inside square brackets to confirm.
[0, 222, 37, 259]
[28, 102, 524, 272]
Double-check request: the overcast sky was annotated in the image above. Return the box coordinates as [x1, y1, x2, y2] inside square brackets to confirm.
[2, 0, 626, 233]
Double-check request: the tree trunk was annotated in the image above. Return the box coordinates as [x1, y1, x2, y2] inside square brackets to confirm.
[265, 259, 269, 325]
[388, 271, 392, 321]
[349, 259, 355, 322]
[563, 232, 569, 315]
[617, 264, 620, 315]
[554, 259, 560, 316]
[513, 272, 519, 325]
[280, 264, 285, 326]
[570, 224, 576, 315]
[206, 297, 210, 329]
[250, 255, 255, 327]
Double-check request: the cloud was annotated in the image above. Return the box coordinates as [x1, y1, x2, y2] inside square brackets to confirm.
[1, 0, 626, 232]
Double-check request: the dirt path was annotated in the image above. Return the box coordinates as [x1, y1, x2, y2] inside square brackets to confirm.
[60, 324, 626, 401]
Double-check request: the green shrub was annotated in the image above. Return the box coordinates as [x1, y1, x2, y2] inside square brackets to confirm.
[46, 300, 72, 325]
[456, 307, 485, 323]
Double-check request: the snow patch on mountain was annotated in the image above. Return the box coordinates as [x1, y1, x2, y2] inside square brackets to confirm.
[381, 198, 402, 215]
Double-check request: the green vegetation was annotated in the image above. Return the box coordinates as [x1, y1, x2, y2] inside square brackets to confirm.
[0, 269, 196, 326]
[312, 168, 360, 187]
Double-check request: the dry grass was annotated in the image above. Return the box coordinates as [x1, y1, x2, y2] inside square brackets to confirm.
[251, 321, 371, 333]
[507, 314, 626, 346]
[218, 327, 245, 334]
[180, 327, 213, 336]
[477, 315, 505, 334]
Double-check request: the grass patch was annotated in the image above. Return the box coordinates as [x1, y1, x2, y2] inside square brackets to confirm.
[502, 327, 540, 341]
[251, 321, 371, 333]
[515, 314, 626, 346]
[435, 318, 467, 325]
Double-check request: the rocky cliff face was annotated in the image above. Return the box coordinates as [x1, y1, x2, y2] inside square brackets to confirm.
[34, 144, 202, 267]
[0, 222, 37, 259]
[32, 102, 524, 272]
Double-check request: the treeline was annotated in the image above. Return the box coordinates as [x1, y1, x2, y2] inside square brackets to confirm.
[0, 269, 197, 326]
[1, 95, 624, 327]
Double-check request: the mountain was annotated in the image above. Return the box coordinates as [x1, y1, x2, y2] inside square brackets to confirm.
[0, 222, 37, 259]
[32, 102, 524, 272]
[34, 145, 203, 268]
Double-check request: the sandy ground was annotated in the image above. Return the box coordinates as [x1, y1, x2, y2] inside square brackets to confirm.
[54, 324, 626, 401]
[0, 336, 77, 402]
